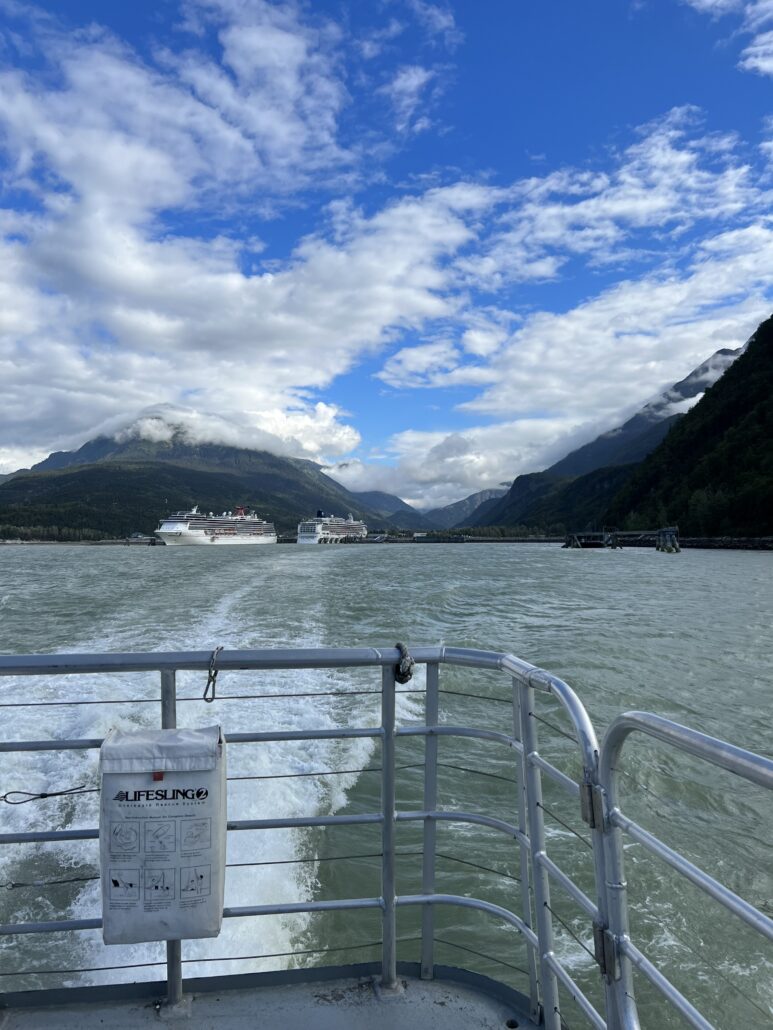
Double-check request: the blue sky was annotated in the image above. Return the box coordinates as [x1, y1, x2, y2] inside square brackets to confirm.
[1, 0, 772, 506]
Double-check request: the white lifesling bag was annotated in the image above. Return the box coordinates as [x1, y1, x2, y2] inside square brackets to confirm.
[99, 725, 226, 945]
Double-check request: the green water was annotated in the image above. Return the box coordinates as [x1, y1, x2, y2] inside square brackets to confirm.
[0, 542, 771, 1028]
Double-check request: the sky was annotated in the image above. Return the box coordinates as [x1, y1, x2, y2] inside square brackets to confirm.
[1, 0, 772, 508]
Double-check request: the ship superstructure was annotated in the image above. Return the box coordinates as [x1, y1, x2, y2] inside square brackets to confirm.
[155, 506, 277, 546]
[296, 511, 367, 544]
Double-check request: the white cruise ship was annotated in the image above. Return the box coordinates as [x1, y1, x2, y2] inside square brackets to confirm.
[155, 505, 277, 546]
[297, 510, 367, 544]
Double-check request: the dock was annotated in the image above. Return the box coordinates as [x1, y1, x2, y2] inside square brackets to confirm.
[564, 527, 680, 551]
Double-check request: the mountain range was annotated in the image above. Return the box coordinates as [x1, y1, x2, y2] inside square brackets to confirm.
[467, 318, 771, 536]
[0, 318, 769, 540]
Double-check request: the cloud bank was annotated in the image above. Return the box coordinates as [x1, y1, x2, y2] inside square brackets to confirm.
[0, 2, 771, 509]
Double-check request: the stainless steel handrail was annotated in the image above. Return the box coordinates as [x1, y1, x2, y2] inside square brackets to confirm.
[0, 647, 769, 1030]
[598, 711, 773, 1030]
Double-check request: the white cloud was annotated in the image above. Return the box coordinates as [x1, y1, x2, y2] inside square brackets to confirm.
[687, 0, 773, 76]
[454, 109, 757, 290]
[0, 0, 771, 513]
[404, 0, 462, 50]
[328, 418, 573, 509]
[379, 64, 435, 132]
[104, 402, 360, 458]
[682, 0, 743, 13]
[740, 28, 773, 72]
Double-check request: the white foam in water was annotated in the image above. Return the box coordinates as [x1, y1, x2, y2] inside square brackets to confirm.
[0, 556, 422, 988]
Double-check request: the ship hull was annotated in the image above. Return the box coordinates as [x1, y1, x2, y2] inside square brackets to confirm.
[156, 531, 277, 546]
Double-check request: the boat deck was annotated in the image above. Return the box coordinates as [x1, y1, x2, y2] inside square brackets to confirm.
[0, 966, 539, 1030]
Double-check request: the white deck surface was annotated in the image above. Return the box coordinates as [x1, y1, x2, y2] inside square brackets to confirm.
[1, 973, 540, 1030]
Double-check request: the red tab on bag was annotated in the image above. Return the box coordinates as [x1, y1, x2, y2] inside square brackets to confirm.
[152, 771, 164, 781]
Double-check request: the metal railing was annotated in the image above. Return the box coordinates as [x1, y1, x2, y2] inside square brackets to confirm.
[0, 645, 770, 1030]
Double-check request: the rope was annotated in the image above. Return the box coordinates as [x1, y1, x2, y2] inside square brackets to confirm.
[203, 645, 223, 702]
[394, 642, 415, 684]
[4, 874, 99, 890]
[1, 786, 96, 805]
[0, 763, 427, 808]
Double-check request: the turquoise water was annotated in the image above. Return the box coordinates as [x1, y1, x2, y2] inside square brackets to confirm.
[0, 542, 771, 1027]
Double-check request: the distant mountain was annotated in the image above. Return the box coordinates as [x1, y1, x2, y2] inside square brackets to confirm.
[470, 341, 744, 530]
[604, 314, 773, 536]
[0, 434, 408, 539]
[350, 490, 417, 518]
[547, 345, 742, 479]
[422, 488, 508, 530]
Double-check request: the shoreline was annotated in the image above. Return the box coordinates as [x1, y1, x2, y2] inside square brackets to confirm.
[2, 535, 773, 550]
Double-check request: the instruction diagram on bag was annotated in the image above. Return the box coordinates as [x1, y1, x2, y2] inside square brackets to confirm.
[109, 868, 140, 900]
[145, 820, 176, 853]
[110, 823, 139, 853]
[181, 818, 211, 852]
[181, 864, 211, 897]
[144, 868, 175, 900]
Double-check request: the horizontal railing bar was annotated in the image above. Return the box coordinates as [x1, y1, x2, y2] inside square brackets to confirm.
[0, 828, 99, 844]
[620, 938, 713, 1030]
[397, 810, 528, 848]
[223, 898, 384, 919]
[536, 853, 599, 921]
[222, 728, 382, 744]
[0, 898, 386, 937]
[543, 952, 606, 1030]
[0, 646, 447, 677]
[229, 814, 382, 831]
[0, 812, 383, 846]
[602, 711, 773, 792]
[396, 893, 539, 950]
[528, 754, 580, 796]
[0, 739, 103, 753]
[0, 892, 546, 942]
[397, 725, 522, 753]
[0, 727, 382, 754]
[0, 917, 102, 935]
[611, 808, 773, 942]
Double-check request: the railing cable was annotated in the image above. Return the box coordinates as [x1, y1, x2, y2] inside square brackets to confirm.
[532, 712, 579, 745]
[0, 935, 424, 978]
[0, 687, 390, 708]
[435, 851, 522, 884]
[0, 764, 426, 804]
[436, 761, 517, 785]
[544, 903, 596, 964]
[434, 936, 531, 978]
[3, 851, 402, 891]
[439, 689, 511, 705]
[538, 802, 593, 850]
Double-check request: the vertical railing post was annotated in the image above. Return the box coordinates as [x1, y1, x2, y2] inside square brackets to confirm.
[513, 678, 540, 1023]
[381, 664, 397, 988]
[160, 668, 183, 1008]
[601, 756, 639, 1029]
[519, 679, 562, 1030]
[420, 662, 439, 979]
